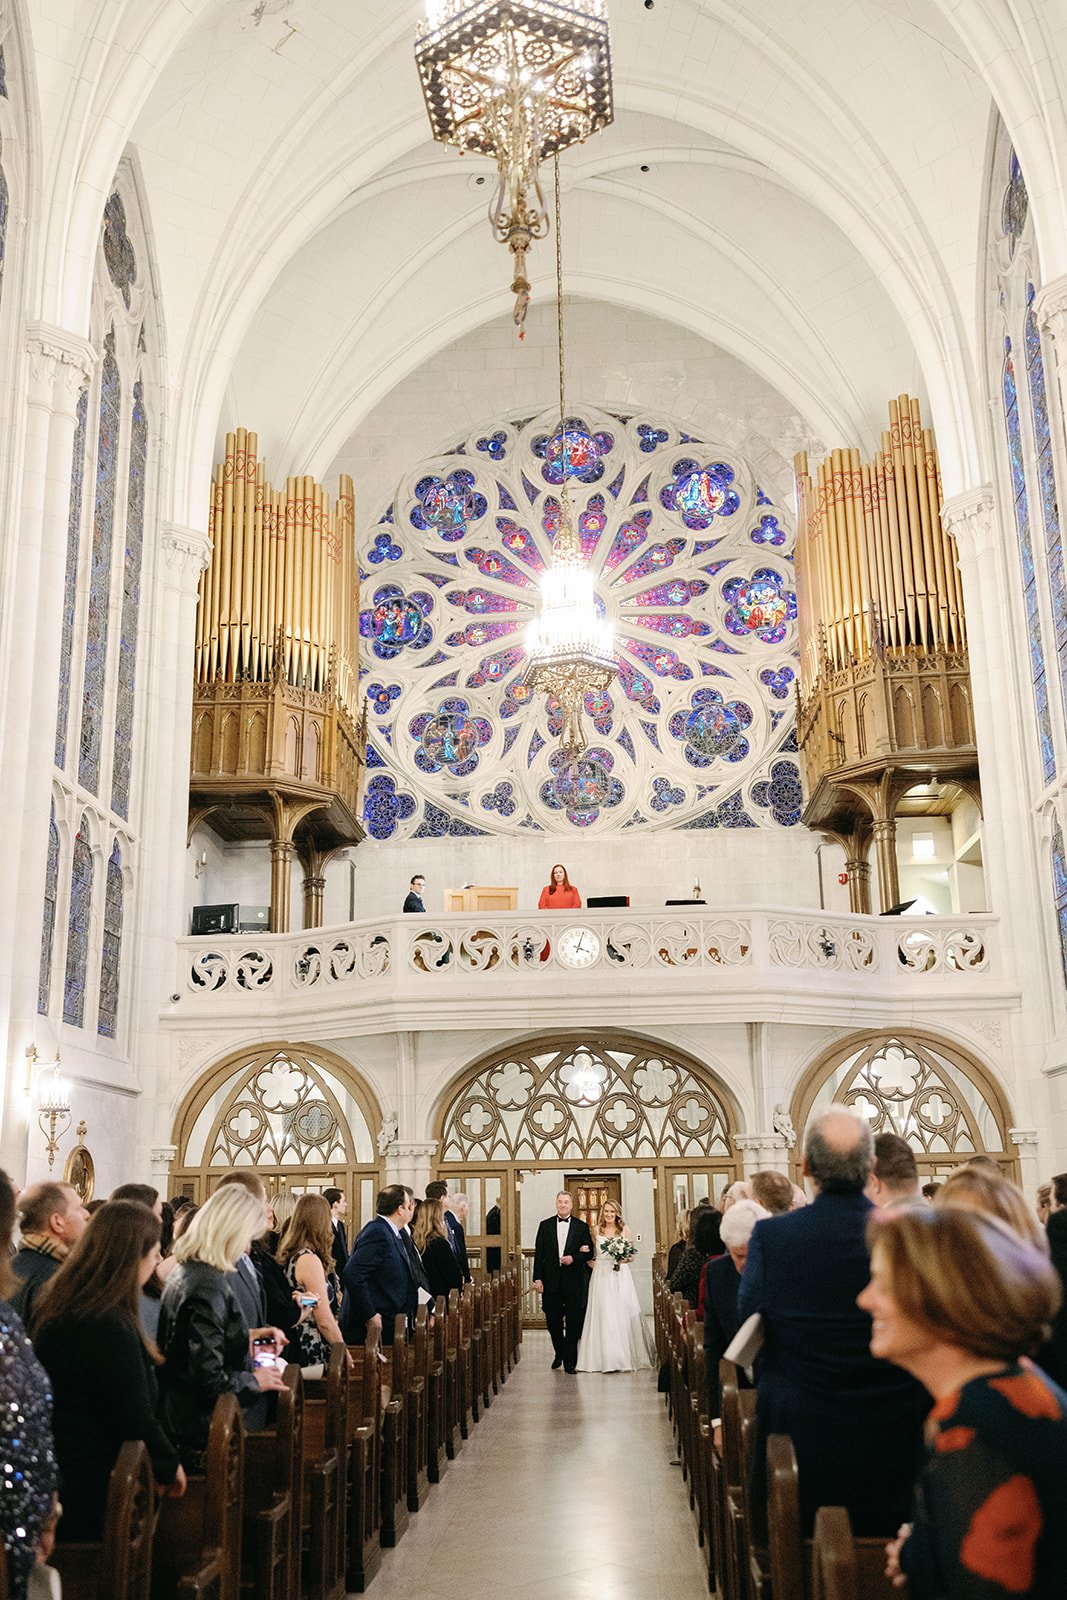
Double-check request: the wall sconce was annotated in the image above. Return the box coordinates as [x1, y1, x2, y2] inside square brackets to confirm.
[25, 1047, 71, 1171]
[193, 849, 208, 879]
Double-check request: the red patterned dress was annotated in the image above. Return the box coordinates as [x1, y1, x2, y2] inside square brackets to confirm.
[901, 1362, 1067, 1598]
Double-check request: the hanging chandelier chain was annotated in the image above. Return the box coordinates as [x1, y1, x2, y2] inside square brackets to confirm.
[555, 152, 566, 444]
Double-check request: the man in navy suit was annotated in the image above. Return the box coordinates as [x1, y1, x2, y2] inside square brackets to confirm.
[737, 1106, 928, 1535]
[341, 1184, 420, 1344]
[425, 1180, 472, 1283]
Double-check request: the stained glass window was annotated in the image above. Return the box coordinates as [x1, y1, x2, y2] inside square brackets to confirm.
[0, 134, 8, 310]
[55, 387, 89, 770]
[78, 333, 121, 796]
[97, 842, 123, 1037]
[111, 381, 146, 818]
[37, 804, 59, 1015]
[1053, 820, 1067, 990]
[1003, 344, 1056, 783]
[62, 815, 93, 1028]
[1024, 291, 1067, 732]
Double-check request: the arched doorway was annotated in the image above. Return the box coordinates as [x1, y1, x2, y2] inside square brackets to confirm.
[170, 1041, 383, 1230]
[789, 1030, 1017, 1183]
[433, 1031, 741, 1319]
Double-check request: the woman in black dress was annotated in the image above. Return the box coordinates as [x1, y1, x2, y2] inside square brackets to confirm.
[32, 1199, 185, 1541]
[413, 1197, 463, 1302]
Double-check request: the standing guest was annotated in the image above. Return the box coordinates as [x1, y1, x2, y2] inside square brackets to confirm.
[859, 1206, 1067, 1599]
[110, 1182, 162, 1217]
[276, 1195, 350, 1372]
[738, 1105, 928, 1535]
[323, 1187, 349, 1280]
[0, 1169, 58, 1600]
[720, 1181, 751, 1214]
[485, 1201, 502, 1275]
[157, 1185, 287, 1461]
[32, 1201, 186, 1540]
[532, 1192, 594, 1373]
[341, 1185, 420, 1344]
[264, 1189, 296, 1257]
[170, 1195, 195, 1221]
[666, 1208, 690, 1278]
[921, 1181, 941, 1202]
[403, 874, 427, 913]
[426, 1180, 471, 1282]
[141, 1201, 178, 1339]
[85, 1198, 108, 1217]
[216, 1172, 300, 1356]
[413, 1197, 463, 1303]
[669, 1207, 723, 1310]
[10, 1183, 89, 1325]
[1038, 1182, 1067, 1386]
[704, 1199, 771, 1429]
[172, 1202, 199, 1241]
[865, 1132, 923, 1211]
[1037, 1182, 1052, 1227]
[749, 1170, 793, 1214]
[1049, 1170, 1067, 1213]
[538, 862, 581, 909]
[933, 1165, 1047, 1250]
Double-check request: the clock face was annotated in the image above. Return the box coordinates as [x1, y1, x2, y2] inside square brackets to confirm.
[558, 926, 601, 968]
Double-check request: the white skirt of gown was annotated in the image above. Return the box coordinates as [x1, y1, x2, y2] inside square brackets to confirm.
[576, 1255, 654, 1372]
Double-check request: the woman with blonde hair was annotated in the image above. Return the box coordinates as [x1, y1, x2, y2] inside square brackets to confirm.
[933, 1164, 1047, 1251]
[158, 1185, 287, 1459]
[276, 1194, 349, 1372]
[858, 1206, 1067, 1597]
[413, 1196, 463, 1302]
[577, 1200, 652, 1372]
[266, 1188, 296, 1254]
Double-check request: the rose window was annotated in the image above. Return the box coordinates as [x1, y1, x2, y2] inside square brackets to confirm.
[358, 407, 801, 839]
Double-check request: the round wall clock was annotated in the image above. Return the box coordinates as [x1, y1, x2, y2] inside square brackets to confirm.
[558, 926, 602, 968]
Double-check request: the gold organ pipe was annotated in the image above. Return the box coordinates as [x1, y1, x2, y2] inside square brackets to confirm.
[230, 427, 246, 680]
[240, 435, 256, 678]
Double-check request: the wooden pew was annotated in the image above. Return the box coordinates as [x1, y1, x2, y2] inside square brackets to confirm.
[378, 1317, 409, 1547]
[152, 1393, 244, 1600]
[405, 1309, 430, 1511]
[240, 1363, 302, 1600]
[433, 1291, 460, 1464]
[343, 1328, 382, 1593]
[301, 1344, 348, 1600]
[719, 1360, 757, 1600]
[455, 1287, 473, 1439]
[424, 1297, 447, 1484]
[52, 1439, 155, 1600]
[765, 1436, 898, 1600]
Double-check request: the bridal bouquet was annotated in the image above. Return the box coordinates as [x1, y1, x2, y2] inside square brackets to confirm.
[600, 1236, 637, 1272]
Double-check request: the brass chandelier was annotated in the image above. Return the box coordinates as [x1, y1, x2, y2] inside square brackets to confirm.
[414, 1, 614, 332]
[522, 157, 617, 754]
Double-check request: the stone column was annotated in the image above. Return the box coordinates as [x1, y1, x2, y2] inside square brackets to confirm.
[844, 855, 872, 914]
[149, 1144, 179, 1192]
[734, 1132, 790, 1177]
[871, 816, 900, 911]
[388, 1141, 439, 1195]
[1009, 1127, 1041, 1202]
[0, 327, 95, 1174]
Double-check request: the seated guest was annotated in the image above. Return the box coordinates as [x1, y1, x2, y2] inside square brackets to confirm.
[749, 1170, 793, 1214]
[276, 1194, 350, 1371]
[669, 1207, 723, 1311]
[860, 1206, 1067, 1599]
[341, 1185, 419, 1344]
[738, 1105, 928, 1535]
[865, 1131, 923, 1211]
[704, 1199, 770, 1421]
[0, 1169, 58, 1600]
[10, 1182, 89, 1325]
[413, 1196, 463, 1302]
[31, 1201, 186, 1540]
[157, 1185, 287, 1460]
[933, 1164, 1047, 1250]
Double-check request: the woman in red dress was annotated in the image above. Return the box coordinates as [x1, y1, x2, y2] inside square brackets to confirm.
[538, 862, 582, 910]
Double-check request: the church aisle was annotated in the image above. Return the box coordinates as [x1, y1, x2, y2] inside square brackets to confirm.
[365, 1329, 707, 1600]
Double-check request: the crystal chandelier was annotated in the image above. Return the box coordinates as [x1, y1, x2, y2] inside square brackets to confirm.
[523, 158, 616, 754]
[415, 1, 614, 333]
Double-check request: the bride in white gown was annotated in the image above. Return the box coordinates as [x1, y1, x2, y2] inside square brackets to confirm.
[576, 1202, 654, 1373]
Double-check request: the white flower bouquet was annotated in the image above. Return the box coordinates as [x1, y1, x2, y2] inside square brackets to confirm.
[600, 1236, 637, 1272]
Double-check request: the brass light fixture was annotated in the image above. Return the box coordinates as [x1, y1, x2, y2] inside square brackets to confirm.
[25, 1048, 71, 1172]
[415, 1, 614, 333]
[523, 156, 616, 752]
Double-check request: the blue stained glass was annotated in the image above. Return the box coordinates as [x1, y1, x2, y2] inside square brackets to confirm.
[1024, 295, 1067, 733]
[1004, 348, 1056, 783]
[63, 815, 93, 1027]
[0, 146, 8, 308]
[97, 842, 123, 1037]
[414, 804, 488, 838]
[363, 774, 416, 840]
[38, 804, 59, 1015]
[0, 45, 7, 98]
[111, 381, 146, 818]
[55, 387, 89, 769]
[410, 470, 487, 540]
[1053, 820, 1067, 989]
[78, 335, 121, 795]
[752, 759, 803, 826]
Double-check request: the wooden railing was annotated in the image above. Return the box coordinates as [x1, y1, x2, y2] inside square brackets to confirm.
[50, 1270, 521, 1600]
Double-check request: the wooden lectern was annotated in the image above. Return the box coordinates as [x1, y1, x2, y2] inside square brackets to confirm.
[446, 886, 518, 913]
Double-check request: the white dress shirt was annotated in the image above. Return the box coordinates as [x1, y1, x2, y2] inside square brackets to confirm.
[556, 1216, 571, 1259]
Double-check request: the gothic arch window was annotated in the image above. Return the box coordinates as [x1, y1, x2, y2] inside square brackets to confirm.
[41, 159, 159, 1042]
[437, 1034, 739, 1165]
[62, 815, 94, 1028]
[1053, 818, 1067, 989]
[170, 1043, 383, 1218]
[37, 803, 59, 1015]
[790, 1031, 1016, 1179]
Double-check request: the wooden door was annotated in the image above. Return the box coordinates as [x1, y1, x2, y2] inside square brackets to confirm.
[434, 1169, 511, 1278]
[565, 1173, 622, 1231]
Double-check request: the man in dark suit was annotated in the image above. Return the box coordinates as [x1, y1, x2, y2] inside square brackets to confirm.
[532, 1191, 594, 1373]
[737, 1107, 928, 1535]
[425, 1180, 472, 1283]
[402, 875, 426, 913]
[324, 1187, 349, 1279]
[341, 1184, 420, 1344]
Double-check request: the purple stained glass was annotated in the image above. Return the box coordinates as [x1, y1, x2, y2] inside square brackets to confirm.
[445, 618, 522, 648]
[464, 545, 535, 589]
[55, 386, 89, 769]
[532, 420, 614, 484]
[1004, 346, 1055, 782]
[110, 380, 146, 819]
[604, 510, 653, 571]
[367, 681, 402, 715]
[722, 568, 797, 644]
[97, 841, 123, 1037]
[637, 424, 669, 453]
[78, 335, 121, 796]
[615, 657, 661, 712]
[628, 578, 708, 607]
[630, 614, 711, 639]
[621, 637, 693, 680]
[629, 474, 650, 505]
[1053, 819, 1067, 989]
[615, 538, 688, 584]
[481, 780, 517, 816]
[363, 774, 417, 840]
[607, 467, 626, 499]
[759, 666, 796, 700]
[1003, 150, 1028, 256]
[496, 517, 545, 571]
[1024, 293, 1067, 733]
[650, 776, 684, 811]
[661, 459, 740, 528]
[368, 530, 402, 563]
[750, 514, 786, 547]
[466, 645, 525, 688]
[411, 698, 492, 776]
[410, 470, 487, 540]
[669, 688, 752, 767]
[477, 430, 508, 461]
[447, 586, 523, 615]
[63, 814, 93, 1028]
[548, 687, 612, 739]
[38, 803, 59, 1016]
[539, 747, 623, 826]
[359, 584, 434, 659]
[500, 679, 535, 718]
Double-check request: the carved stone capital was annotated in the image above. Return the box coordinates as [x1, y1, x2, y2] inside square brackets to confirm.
[162, 523, 212, 584]
[149, 1143, 178, 1174]
[25, 321, 96, 410]
[1032, 275, 1067, 349]
[1008, 1127, 1040, 1148]
[389, 1142, 439, 1160]
[734, 1131, 789, 1174]
[941, 486, 996, 559]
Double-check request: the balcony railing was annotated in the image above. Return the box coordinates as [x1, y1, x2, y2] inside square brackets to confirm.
[170, 907, 1004, 1016]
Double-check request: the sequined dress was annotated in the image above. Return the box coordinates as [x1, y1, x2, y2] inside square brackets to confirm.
[0, 1302, 57, 1600]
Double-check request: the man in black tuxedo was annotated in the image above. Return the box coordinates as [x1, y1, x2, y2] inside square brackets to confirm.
[737, 1106, 928, 1535]
[341, 1184, 420, 1344]
[324, 1187, 349, 1279]
[425, 1180, 472, 1283]
[532, 1191, 594, 1373]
